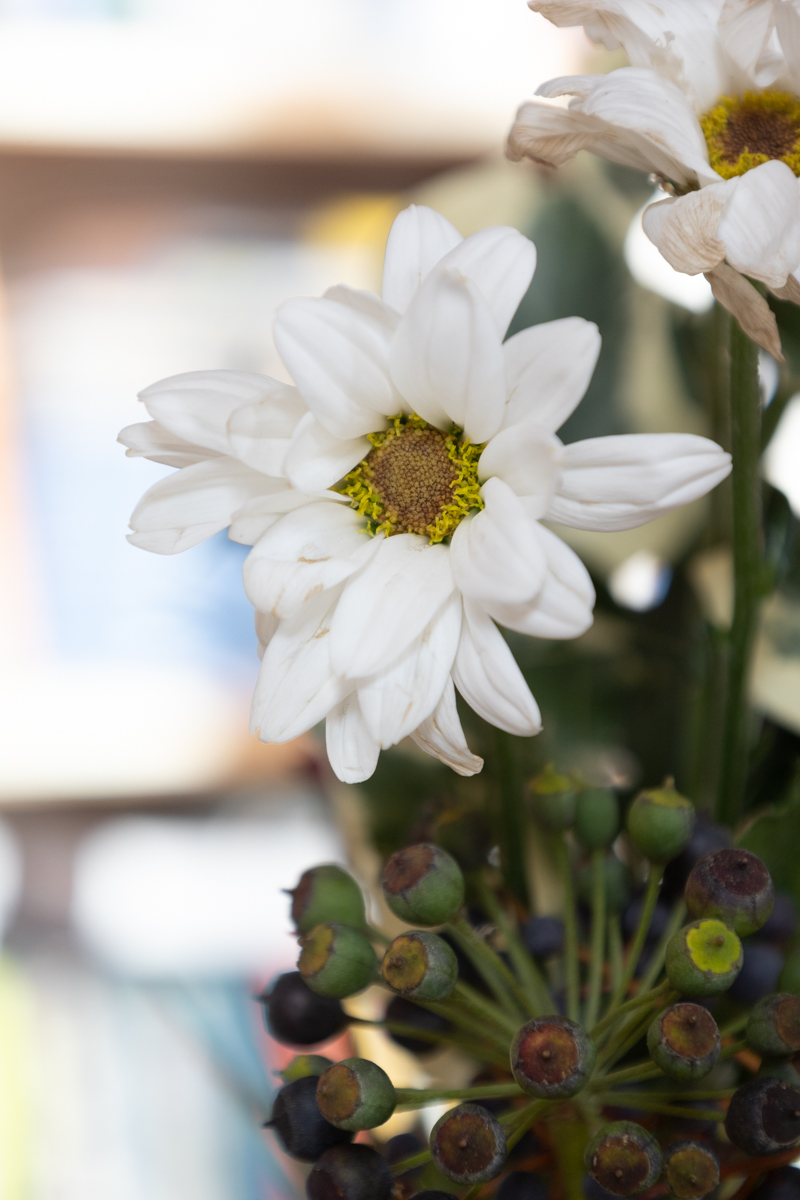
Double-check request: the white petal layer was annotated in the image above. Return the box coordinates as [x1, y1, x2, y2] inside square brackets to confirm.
[547, 434, 732, 531]
[410, 679, 484, 777]
[284, 412, 369, 493]
[478, 420, 562, 519]
[273, 296, 396, 439]
[358, 592, 462, 747]
[486, 526, 595, 640]
[243, 502, 376, 619]
[390, 268, 507, 443]
[501, 317, 601, 433]
[450, 477, 546, 607]
[706, 262, 784, 358]
[229, 489, 344, 546]
[776, 0, 800, 92]
[381, 205, 463, 314]
[140, 370, 296, 457]
[329, 534, 454, 679]
[452, 599, 542, 736]
[118, 420, 218, 468]
[128, 457, 270, 554]
[435, 226, 537, 338]
[226, 385, 307, 476]
[325, 693, 380, 784]
[642, 188, 728, 274]
[251, 589, 350, 744]
[255, 609, 279, 660]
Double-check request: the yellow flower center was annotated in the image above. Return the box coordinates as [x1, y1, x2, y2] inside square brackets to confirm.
[337, 413, 485, 542]
[701, 90, 800, 179]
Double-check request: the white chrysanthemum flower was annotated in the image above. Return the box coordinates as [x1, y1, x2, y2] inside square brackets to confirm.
[508, 0, 800, 355]
[121, 205, 731, 783]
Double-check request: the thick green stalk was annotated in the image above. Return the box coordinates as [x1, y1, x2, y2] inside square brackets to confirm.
[608, 913, 623, 1000]
[592, 1060, 663, 1088]
[369, 1020, 508, 1066]
[496, 729, 530, 906]
[555, 836, 580, 1022]
[450, 980, 520, 1039]
[476, 877, 554, 1015]
[590, 1096, 725, 1121]
[394, 1082, 523, 1107]
[607, 865, 661, 1012]
[717, 320, 763, 825]
[585, 848, 607, 1029]
[636, 899, 686, 994]
[591, 979, 671, 1042]
[504, 1099, 552, 1151]
[447, 916, 526, 1022]
[597, 990, 676, 1072]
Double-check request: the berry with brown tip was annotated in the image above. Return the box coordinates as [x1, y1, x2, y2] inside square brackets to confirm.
[430, 1103, 507, 1185]
[585, 1122, 663, 1198]
[381, 930, 458, 1001]
[382, 844, 464, 926]
[266, 1076, 353, 1162]
[685, 848, 775, 937]
[289, 865, 366, 935]
[511, 1015, 596, 1099]
[316, 1058, 396, 1131]
[298, 923, 377, 999]
[662, 1141, 719, 1200]
[647, 1003, 720, 1081]
[748, 993, 800, 1057]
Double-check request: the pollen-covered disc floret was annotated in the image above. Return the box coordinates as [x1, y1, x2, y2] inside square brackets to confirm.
[337, 414, 484, 543]
[701, 92, 800, 180]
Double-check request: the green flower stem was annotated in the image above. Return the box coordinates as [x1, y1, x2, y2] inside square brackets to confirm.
[585, 848, 607, 1030]
[365, 924, 390, 946]
[475, 877, 554, 1016]
[462, 1186, 483, 1200]
[447, 915, 526, 1023]
[416, 994, 513, 1054]
[555, 836, 580, 1022]
[608, 914, 623, 998]
[720, 1013, 749, 1039]
[504, 1099, 552, 1151]
[450, 980, 520, 1040]
[548, 1116, 591, 1200]
[496, 728, 530, 907]
[607, 864, 661, 1013]
[720, 1038, 747, 1059]
[611, 1089, 734, 1102]
[591, 979, 671, 1041]
[590, 1096, 725, 1121]
[717, 319, 763, 826]
[394, 1082, 524, 1107]
[590, 1061, 664, 1089]
[390, 1148, 432, 1176]
[596, 990, 676, 1072]
[636, 899, 686, 995]
[362, 1019, 508, 1067]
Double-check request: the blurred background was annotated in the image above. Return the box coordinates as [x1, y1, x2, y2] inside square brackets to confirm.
[0, 0, 799, 1196]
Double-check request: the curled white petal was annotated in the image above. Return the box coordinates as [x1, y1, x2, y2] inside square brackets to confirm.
[434, 226, 537, 338]
[717, 160, 800, 289]
[486, 526, 595, 640]
[450, 477, 546, 607]
[229, 488, 344, 547]
[409, 679, 484, 777]
[501, 317, 601, 433]
[118, 420, 217, 468]
[381, 205, 463, 314]
[643, 187, 729, 275]
[284, 412, 369, 493]
[326, 693, 380, 784]
[478, 420, 562, 520]
[452, 599, 542, 736]
[226, 386, 307, 476]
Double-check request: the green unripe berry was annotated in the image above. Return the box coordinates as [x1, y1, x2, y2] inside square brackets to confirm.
[316, 1058, 396, 1131]
[528, 764, 577, 831]
[289, 865, 366, 935]
[585, 1122, 662, 1197]
[779, 950, 800, 996]
[510, 1015, 596, 1099]
[647, 1003, 720, 1081]
[575, 788, 620, 849]
[298, 923, 377, 999]
[725, 1076, 800, 1156]
[381, 930, 458, 1002]
[685, 848, 775, 937]
[662, 1140, 719, 1200]
[747, 993, 800, 1057]
[627, 781, 694, 862]
[381, 844, 464, 926]
[665, 919, 742, 997]
[430, 1103, 507, 1185]
[577, 856, 632, 913]
[278, 1054, 333, 1083]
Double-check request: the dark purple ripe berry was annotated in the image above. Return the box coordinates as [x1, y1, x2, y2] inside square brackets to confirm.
[289, 865, 366, 935]
[522, 915, 565, 960]
[383, 995, 452, 1055]
[760, 894, 798, 944]
[661, 819, 732, 901]
[497, 1171, 549, 1200]
[266, 1076, 353, 1161]
[748, 994, 800, 1057]
[382, 844, 464, 927]
[662, 1141, 719, 1200]
[725, 1076, 800, 1156]
[430, 1103, 507, 1185]
[729, 942, 784, 1005]
[258, 972, 348, 1046]
[411, 1194, 457, 1200]
[511, 1015, 596, 1099]
[685, 848, 775, 937]
[750, 1167, 800, 1200]
[647, 1003, 720, 1081]
[585, 1122, 662, 1198]
[306, 1143, 393, 1200]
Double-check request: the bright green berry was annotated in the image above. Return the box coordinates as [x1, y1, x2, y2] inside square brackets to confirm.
[528, 764, 577, 831]
[647, 1003, 720, 1080]
[747, 993, 800, 1057]
[289, 865, 366, 935]
[381, 931, 458, 1002]
[511, 1016, 596, 1098]
[575, 788, 620, 849]
[381, 844, 464, 926]
[585, 1122, 663, 1197]
[665, 919, 742, 997]
[298, 923, 377, 999]
[316, 1058, 396, 1131]
[627, 781, 694, 862]
[685, 848, 774, 937]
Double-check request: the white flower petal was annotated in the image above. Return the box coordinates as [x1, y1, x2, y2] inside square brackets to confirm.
[721, 0, 782, 85]
[546, 433, 732, 531]
[252, 589, 352, 744]
[486, 526, 595, 640]
[381, 205, 463, 314]
[435, 226, 537, 338]
[717, 160, 800, 289]
[449, 477, 547, 607]
[329, 534, 454, 679]
[128, 457, 269, 554]
[324, 284, 402, 332]
[390, 268, 507, 442]
[642, 186, 729, 274]
[776, 0, 800, 91]
[140, 370, 295, 457]
[705, 261, 784, 358]
[358, 592, 462, 747]
[478, 420, 562, 519]
[273, 296, 396, 439]
[255, 609, 279, 660]
[229, 488, 341, 546]
[409, 679, 484, 777]
[501, 317, 601, 433]
[325, 693, 380, 783]
[226, 387, 307, 477]
[284, 412, 370, 493]
[452, 599, 541, 736]
[118, 420, 218, 468]
[243, 502, 377, 619]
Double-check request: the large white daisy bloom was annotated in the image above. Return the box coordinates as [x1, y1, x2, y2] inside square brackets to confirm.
[121, 205, 731, 783]
[508, 0, 800, 355]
